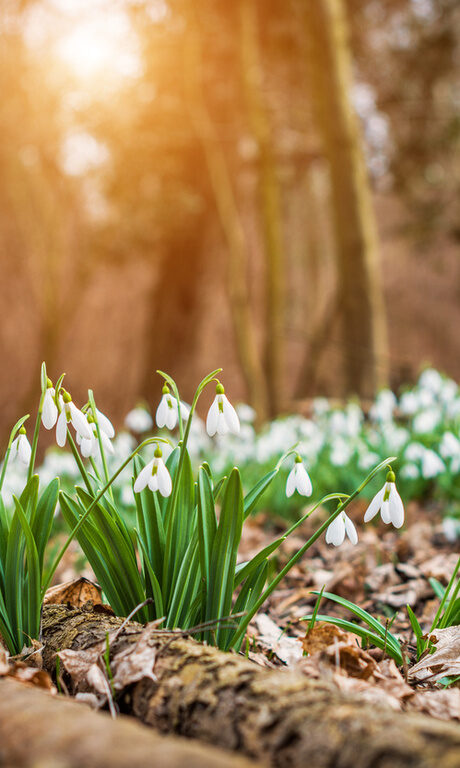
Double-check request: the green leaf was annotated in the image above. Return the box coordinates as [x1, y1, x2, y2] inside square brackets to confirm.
[206, 468, 244, 647]
[197, 467, 217, 589]
[243, 469, 278, 519]
[31, 478, 59, 570]
[429, 577, 445, 600]
[234, 536, 285, 588]
[13, 495, 41, 644]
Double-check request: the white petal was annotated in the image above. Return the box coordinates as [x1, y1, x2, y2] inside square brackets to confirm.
[69, 403, 92, 440]
[179, 401, 191, 420]
[156, 460, 172, 497]
[148, 473, 159, 492]
[286, 467, 296, 497]
[100, 431, 115, 455]
[56, 412, 68, 447]
[380, 500, 391, 524]
[134, 460, 154, 493]
[156, 395, 170, 428]
[206, 397, 219, 436]
[216, 411, 229, 435]
[42, 389, 58, 429]
[326, 515, 346, 546]
[165, 402, 178, 430]
[17, 435, 31, 465]
[222, 395, 240, 435]
[344, 514, 358, 545]
[295, 464, 313, 497]
[96, 408, 115, 438]
[10, 436, 19, 458]
[81, 435, 96, 458]
[389, 485, 405, 529]
[363, 487, 385, 522]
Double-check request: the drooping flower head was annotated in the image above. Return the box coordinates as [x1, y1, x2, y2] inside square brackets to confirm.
[156, 385, 190, 431]
[41, 378, 58, 430]
[206, 382, 240, 437]
[134, 443, 172, 497]
[56, 390, 92, 448]
[11, 426, 32, 466]
[364, 469, 404, 529]
[286, 454, 312, 497]
[326, 510, 358, 547]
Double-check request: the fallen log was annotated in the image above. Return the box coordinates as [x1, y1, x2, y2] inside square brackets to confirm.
[42, 603, 460, 768]
[0, 677, 259, 768]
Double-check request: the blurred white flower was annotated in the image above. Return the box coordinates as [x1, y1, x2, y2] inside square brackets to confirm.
[439, 432, 460, 460]
[413, 408, 441, 434]
[329, 437, 352, 467]
[420, 449, 445, 478]
[236, 403, 256, 423]
[206, 384, 240, 437]
[399, 391, 419, 416]
[400, 463, 420, 480]
[419, 368, 443, 394]
[286, 456, 312, 497]
[125, 407, 153, 433]
[364, 472, 404, 528]
[369, 390, 397, 422]
[326, 511, 358, 547]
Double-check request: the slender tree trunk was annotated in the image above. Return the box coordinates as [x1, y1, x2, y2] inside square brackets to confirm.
[41, 604, 460, 768]
[300, 0, 389, 398]
[239, 0, 286, 415]
[183, 9, 269, 424]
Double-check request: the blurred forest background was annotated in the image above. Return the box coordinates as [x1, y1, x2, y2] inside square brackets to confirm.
[0, 0, 459, 439]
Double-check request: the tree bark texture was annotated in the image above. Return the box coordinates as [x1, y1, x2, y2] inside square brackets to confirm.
[41, 604, 460, 768]
[301, 0, 389, 398]
[0, 677, 258, 768]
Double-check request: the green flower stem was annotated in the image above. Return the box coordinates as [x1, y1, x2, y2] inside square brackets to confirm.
[42, 437, 169, 595]
[0, 414, 30, 493]
[27, 391, 46, 483]
[67, 431, 94, 495]
[88, 390, 114, 503]
[230, 456, 396, 648]
[89, 457, 103, 483]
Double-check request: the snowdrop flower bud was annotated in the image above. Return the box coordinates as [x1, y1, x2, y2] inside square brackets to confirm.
[364, 470, 405, 529]
[56, 390, 92, 448]
[42, 379, 58, 430]
[156, 385, 179, 430]
[11, 427, 32, 466]
[133, 444, 172, 497]
[326, 510, 358, 547]
[286, 455, 312, 497]
[206, 383, 240, 437]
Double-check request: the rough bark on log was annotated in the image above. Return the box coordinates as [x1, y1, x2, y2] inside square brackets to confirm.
[0, 677, 259, 768]
[42, 603, 460, 768]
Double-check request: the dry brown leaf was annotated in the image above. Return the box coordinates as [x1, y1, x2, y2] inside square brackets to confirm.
[409, 627, 460, 681]
[111, 631, 158, 689]
[44, 577, 102, 608]
[254, 614, 303, 665]
[301, 622, 349, 655]
[409, 689, 460, 721]
[301, 622, 376, 679]
[58, 646, 102, 686]
[332, 673, 403, 711]
[374, 578, 431, 608]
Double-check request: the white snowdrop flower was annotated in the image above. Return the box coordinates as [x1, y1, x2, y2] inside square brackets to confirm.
[133, 445, 172, 497]
[326, 511, 358, 547]
[79, 421, 115, 459]
[419, 368, 443, 395]
[11, 428, 31, 466]
[413, 408, 441, 434]
[56, 391, 92, 448]
[125, 407, 153, 433]
[312, 397, 330, 417]
[156, 385, 179, 430]
[95, 408, 115, 438]
[286, 455, 313, 497]
[369, 389, 397, 422]
[364, 471, 404, 528]
[421, 449, 445, 479]
[439, 432, 460, 460]
[383, 424, 410, 452]
[404, 442, 426, 462]
[329, 437, 352, 467]
[439, 379, 458, 405]
[357, 449, 381, 471]
[206, 383, 240, 437]
[236, 403, 256, 423]
[400, 463, 420, 480]
[41, 380, 58, 430]
[399, 391, 419, 416]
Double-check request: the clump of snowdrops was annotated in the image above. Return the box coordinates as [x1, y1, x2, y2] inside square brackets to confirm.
[0, 363, 399, 654]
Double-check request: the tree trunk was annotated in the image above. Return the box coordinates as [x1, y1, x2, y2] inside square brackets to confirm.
[41, 604, 460, 768]
[300, 0, 389, 398]
[0, 677, 257, 768]
[183, 8, 269, 423]
[239, 0, 286, 415]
